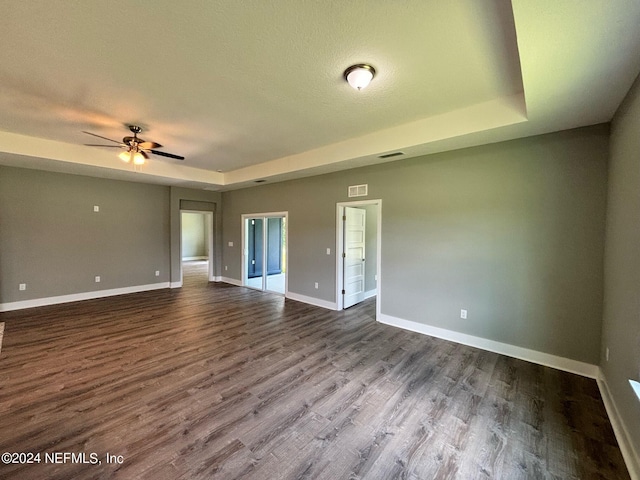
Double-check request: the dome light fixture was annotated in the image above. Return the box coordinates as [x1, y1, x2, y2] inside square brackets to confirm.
[344, 64, 376, 91]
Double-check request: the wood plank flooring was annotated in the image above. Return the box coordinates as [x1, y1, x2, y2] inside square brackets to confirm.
[0, 263, 630, 479]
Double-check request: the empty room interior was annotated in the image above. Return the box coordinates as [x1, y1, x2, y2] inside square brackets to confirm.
[1, 1, 640, 479]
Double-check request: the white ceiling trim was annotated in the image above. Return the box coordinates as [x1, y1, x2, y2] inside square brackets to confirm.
[0, 93, 526, 190]
[0, 130, 224, 186]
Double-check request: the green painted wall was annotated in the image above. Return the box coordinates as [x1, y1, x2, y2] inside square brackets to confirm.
[602, 71, 640, 463]
[0, 168, 222, 302]
[0, 167, 171, 302]
[363, 204, 378, 293]
[222, 125, 609, 364]
[169, 187, 222, 285]
[181, 212, 207, 259]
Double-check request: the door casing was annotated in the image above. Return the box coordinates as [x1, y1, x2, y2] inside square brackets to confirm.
[241, 212, 288, 294]
[180, 210, 215, 283]
[336, 199, 382, 314]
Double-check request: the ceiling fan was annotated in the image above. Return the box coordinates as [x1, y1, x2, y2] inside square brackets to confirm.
[83, 125, 184, 165]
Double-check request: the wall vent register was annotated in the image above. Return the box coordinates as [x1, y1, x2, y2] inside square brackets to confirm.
[378, 151, 404, 159]
[348, 184, 368, 197]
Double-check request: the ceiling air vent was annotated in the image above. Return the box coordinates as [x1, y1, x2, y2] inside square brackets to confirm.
[348, 184, 368, 197]
[378, 151, 404, 159]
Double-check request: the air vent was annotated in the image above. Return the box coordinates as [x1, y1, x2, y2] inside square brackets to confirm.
[378, 151, 404, 159]
[348, 184, 368, 197]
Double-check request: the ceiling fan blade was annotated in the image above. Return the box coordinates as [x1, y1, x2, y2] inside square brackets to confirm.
[139, 141, 162, 149]
[149, 149, 185, 160]
[84, 144, 124, 148]
[82, 131, 122, 144]
[140, 150, 149, 159]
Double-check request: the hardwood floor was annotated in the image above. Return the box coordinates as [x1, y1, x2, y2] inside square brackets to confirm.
[0, 264, 630, 479]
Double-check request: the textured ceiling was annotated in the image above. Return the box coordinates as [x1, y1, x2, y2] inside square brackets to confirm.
[0, 1, 639, 190]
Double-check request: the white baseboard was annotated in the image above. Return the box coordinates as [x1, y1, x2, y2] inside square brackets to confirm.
[182, 256, 208, 261]
[597, 372, 640, 480]
[212, 278, 338, 310]
[219, 277, 242, 287]
[214, 280, 337, 311]
[364, 289, 377, 300]
[377, 313, 599, 379]
[213, 276, 223, 282]
[286, 292, 338, 310]
[170, 281, 183, 288]
[0, 283, 171, 312]
[378, 312, 637, 478]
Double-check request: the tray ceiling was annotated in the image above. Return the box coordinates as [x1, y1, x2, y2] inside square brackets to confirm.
[0, 1, 638, 190]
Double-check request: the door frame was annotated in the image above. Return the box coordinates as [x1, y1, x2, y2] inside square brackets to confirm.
[179, 210, 215, 283]
[336, 199, 382, 314]
[241, 211, 288, 295]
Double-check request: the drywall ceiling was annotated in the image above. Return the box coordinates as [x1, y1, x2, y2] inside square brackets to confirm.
[0, 0, 639, 190]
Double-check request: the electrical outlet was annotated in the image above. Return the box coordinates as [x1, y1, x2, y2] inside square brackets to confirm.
[155, 271, 160, 277]
[228, 241, 233, 247]
[314, 282, 319, 289]
[19, 283, 26, 291]
[95, 276, 101, 283]
[93, 205, 100, 212]
[326, 248, 331, 255]
[225, 266, 228, 271]
[606, 347, 610, 362]
[460, 309, 467, 319]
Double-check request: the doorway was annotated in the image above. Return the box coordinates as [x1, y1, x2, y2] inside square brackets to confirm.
[336, 200, 381, 312]
[180, 210, 214, 284]
[242, 212, 287, 294]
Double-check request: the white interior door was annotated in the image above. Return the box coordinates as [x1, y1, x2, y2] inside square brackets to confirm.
[343, 207, 366, 308]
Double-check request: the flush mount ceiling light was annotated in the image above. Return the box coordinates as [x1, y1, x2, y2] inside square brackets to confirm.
[344, 64, 376, 91]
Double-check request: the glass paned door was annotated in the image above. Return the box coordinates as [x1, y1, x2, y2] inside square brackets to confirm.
[244, 215, 286, 294]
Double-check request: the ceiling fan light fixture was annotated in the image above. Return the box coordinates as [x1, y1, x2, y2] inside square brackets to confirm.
[344, 64, 376, 90]
[119, 150, 132, 163]
[132, 151, 145, 165]
[83, 125, 185, 164]
[118, 148, 144, 165]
